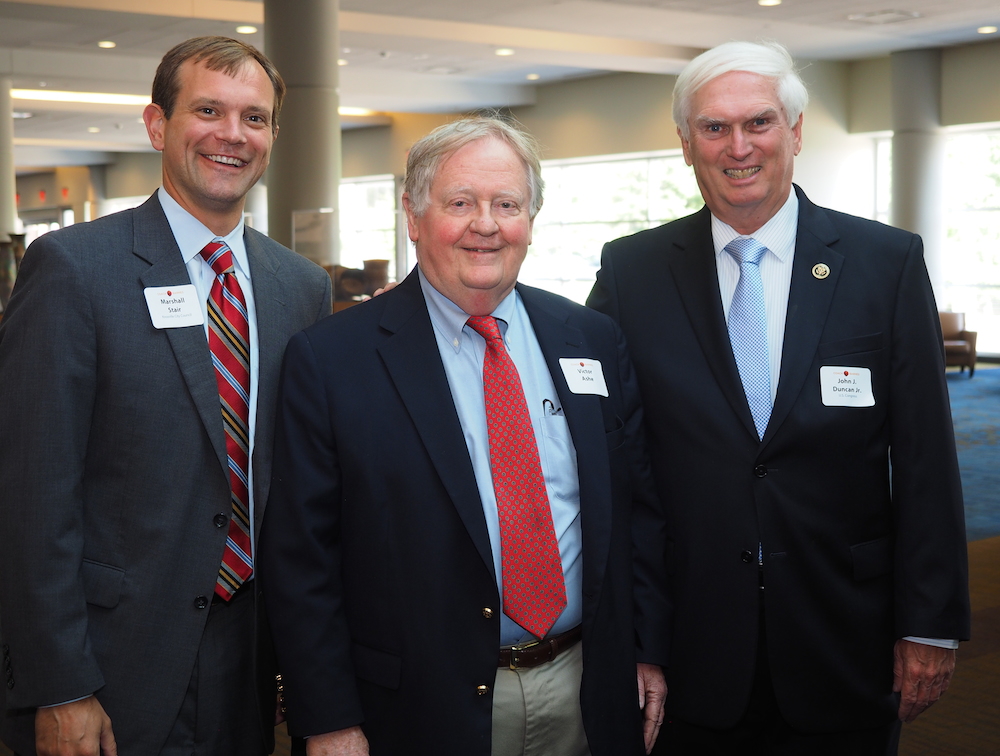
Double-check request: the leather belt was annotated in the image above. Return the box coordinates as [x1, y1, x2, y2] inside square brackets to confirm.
[498, 625, 582, 670]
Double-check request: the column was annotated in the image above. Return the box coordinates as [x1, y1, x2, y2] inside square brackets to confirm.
[890, 49, 946, 300]
[263, 0, 341, 265]
[0, 78, 18, 243]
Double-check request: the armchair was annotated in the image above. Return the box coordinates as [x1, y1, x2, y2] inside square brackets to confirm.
[939, 312, 977, 377]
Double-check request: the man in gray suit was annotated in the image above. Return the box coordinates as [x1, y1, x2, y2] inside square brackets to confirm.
[0, 36, 331, 756]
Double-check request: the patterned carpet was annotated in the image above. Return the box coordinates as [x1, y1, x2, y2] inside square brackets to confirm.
[945, 365, 1000, 542]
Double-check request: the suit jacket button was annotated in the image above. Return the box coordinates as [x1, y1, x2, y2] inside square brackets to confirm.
[214, 513, 228, 528]
[476, 685, 490, 695]
[482, 607, 494, 619]
[194, 596, 209, 609]
[741, 550, 754, 563]
[754, 465, 768, 478]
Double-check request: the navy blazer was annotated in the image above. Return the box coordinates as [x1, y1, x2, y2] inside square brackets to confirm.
[588, 185, 970, 732]
[260, 270, 670, 755]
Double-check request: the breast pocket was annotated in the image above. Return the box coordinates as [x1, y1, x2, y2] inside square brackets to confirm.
[818, 332, 884, 359]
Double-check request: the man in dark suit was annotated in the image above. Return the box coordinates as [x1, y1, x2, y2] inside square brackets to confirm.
[259, 116, 671, 756]
[588, 40, 970, 755]
[0, 37, 331, 756]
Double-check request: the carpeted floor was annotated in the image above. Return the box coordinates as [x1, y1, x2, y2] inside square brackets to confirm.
[945, 365, 1000, 542]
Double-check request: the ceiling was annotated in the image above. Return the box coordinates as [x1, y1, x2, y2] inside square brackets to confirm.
[2, 0, 998, 170]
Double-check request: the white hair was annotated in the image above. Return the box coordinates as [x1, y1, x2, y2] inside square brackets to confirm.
[672, 41, 809, 138]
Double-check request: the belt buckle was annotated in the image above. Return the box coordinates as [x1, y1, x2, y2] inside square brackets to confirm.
[508, 638, 542, 670]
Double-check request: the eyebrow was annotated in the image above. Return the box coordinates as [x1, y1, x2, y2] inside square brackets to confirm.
[190, 98, 271, 118]
[694, 107, 780, 127]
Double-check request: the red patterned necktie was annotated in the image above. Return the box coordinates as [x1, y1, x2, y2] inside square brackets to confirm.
[201, 240, 253, 601]
[466, 315, 566, 639]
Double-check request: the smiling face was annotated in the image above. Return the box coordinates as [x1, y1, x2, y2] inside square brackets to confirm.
[403, 137, 534, 316]
[680, 70, 802, 235]
[144, 58, 276, 235]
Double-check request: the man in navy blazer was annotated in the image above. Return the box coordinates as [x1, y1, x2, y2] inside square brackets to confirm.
[588, 41, 970, 754]
[0, 37, 331, 755]
[260, 116, 671, 756]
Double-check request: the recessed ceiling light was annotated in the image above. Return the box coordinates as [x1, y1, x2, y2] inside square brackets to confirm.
[12, 89, 150, 105]
[426, 66, 461, 75]
[978, 26, 998, 34]
[758, 0, 781, 6]
[847, 10, 921, 24]
[12, 111, 33, 119]
[495, 48, 515, 57]
[87, 127, 101, 133]
[339, 107, 375, 117]
[526, 73, 540, 81]
[235, 25, 257, 35]
[338, 59, 348, 66]
[97, 41, 116, 49]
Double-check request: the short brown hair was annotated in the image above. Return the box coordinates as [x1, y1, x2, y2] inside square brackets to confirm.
[151, 36, 286, 134]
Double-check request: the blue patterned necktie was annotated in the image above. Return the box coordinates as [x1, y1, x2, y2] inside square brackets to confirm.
[725, 237, 772, 441]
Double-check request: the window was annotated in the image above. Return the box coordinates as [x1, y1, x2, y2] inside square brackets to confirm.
[942, 130, 1000, 354]
[522, 151, 703, 303]
[339, 175, 399, 279]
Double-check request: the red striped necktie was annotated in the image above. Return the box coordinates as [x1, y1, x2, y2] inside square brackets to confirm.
[201, 240, 253, 601]
[466, 315, 566, 639]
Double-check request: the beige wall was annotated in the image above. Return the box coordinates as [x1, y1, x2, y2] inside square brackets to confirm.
[104, 152, 161, 200]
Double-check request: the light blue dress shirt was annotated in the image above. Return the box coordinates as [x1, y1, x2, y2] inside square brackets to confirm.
[419, 269, 583, 645]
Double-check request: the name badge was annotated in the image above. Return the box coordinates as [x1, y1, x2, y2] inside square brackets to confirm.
[143, 285, 204, 329]
[559, 358, 608, 397]
[820, 366, 875, 407]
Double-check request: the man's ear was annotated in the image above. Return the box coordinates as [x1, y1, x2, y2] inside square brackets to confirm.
[678, 126, 693, 167]
[143, 103, 166, 152]
[401, 193, 420, 243]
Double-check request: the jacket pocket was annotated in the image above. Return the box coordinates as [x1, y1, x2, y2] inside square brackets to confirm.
[81, 559, 125, 608]
[850, 536, 892, 581]
[818, 332, 884, 359]
[352, 643, 402, 689]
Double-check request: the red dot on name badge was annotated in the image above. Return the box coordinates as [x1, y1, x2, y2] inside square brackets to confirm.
[580, 362, 585, 366]
[844, 371, 849, 376]
[167, 290, 172, 296]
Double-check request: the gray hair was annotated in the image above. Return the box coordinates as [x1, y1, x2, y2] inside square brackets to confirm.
[403, 115, 544, 219]
[672, 41, 809, 139]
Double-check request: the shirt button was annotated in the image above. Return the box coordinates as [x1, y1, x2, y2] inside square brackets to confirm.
[476, 685, 490, 696]
[214, 513, 228, 528]
[482, 608, 494, 619]
[194, 596, 209, 609]
[754, 465, 768, 478]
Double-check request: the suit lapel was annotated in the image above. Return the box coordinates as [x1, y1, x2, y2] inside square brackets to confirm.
[765, 188, 844, 445]
[668, 209, 759, 439]
[519, 286, 612, 600]
[246, 230, 287, 529]
[377, 274, 496, 578]
[134, 195, 228, 473]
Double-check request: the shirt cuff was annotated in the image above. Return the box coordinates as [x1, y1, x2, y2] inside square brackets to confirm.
[903, 636, 959, 650]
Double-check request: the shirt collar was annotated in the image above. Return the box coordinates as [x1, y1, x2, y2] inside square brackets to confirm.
[157, 187, 249, 276]
[711, 186, 798, 263]
[418, 266, 518, 353]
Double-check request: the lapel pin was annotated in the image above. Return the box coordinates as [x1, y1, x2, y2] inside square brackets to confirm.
[812, 263, 831, 280]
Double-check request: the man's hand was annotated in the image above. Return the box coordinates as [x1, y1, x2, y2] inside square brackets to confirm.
[637, 662, 666, 754]
[893, 639, 956, 723]
[305, 726, 370, 756]
[35, 696, 117, 756]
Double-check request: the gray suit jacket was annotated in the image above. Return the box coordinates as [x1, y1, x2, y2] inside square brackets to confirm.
[0, 194, 332, 754]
